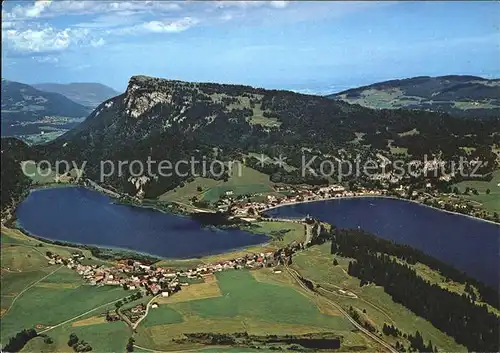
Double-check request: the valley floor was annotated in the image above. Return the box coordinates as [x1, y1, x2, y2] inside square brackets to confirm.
[1, 222, 481, 352]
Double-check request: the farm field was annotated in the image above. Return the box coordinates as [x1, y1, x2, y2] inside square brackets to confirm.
[134, 269, 372, 352]
[453, 169, 500, 213]
[291, 243, 467, 352]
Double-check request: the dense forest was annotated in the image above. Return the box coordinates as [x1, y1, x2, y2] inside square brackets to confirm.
[329, 228, 500, 352]
[0, 138, 35, 217]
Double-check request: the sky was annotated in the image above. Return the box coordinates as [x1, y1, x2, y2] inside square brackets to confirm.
[2, 1, 499, 94]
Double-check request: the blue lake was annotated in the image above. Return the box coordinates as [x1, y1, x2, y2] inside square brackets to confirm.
[264, 197, 500, 288]
[15, 187, 269, 259]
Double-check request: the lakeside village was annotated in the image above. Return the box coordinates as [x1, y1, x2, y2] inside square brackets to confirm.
[44, 241, 305, 324]
[216, 183, 499, 223]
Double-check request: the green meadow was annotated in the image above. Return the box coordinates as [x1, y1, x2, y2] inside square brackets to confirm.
[292, 243, 467, 352]
[159, 165, 275, 205]
[453, 169, 500, 213]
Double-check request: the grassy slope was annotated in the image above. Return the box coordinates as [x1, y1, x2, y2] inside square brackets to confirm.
[453, 169, 500, 213]
[21, 314, 131, 353]
[159, 165, 275, 204]
[291, 243, 467, 352]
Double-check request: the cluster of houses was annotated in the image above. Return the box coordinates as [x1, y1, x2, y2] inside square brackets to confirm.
[44, 242, 307, 297]
[122, 304, 147, 323]
[228, 184, 385, 217]
[46, 252, 180, 296]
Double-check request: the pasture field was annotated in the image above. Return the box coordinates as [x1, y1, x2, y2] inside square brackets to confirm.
[158, 177, 221, 204]
[292, 243, 467, 352]
[156, 274, 221, 305]
[142, 306, 184, 328]
[21, 318, 131, 353]
[20, 161, 82, 184]
[159, 165, 274, 205]
[202, 166, 275, 203]
[1, 244, 49, 272]
[1, 281, 127, 340]
[1, 226, 114, 266]
[134, 269, 361, 351]
[453, 169, 500, 213]
[242, 221, 306, 246]
[71, 315, 107, 327]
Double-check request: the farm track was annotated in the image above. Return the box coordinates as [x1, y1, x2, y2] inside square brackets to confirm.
[1, 265, 63, 318]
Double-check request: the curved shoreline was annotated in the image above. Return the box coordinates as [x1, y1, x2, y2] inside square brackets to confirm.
[262, 195, 500, 226]
[13, 187, 271, 262]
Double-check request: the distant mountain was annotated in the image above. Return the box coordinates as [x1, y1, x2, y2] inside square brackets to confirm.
[1, 79, 91, 139]
[39, 75, 498, 199]
[33, 82, 120, 108]
[1, 80, 90, 122]
[329, 75, 500, 118]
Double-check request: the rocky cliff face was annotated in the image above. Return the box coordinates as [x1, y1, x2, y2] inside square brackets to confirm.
[123, 76, 177, 119]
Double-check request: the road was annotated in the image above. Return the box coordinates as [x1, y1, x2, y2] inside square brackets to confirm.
[2, 265, 63, 318]
[132, 294, 160, 330]
[284, 265, 399, 353]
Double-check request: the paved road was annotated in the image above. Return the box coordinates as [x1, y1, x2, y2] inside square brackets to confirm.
[285, 265, 399, 353]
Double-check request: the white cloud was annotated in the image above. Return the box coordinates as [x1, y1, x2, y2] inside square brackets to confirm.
[3, 26, 93, 53]
[214, 1, 288, 9]
[24, 0, 52, 18]
[142, 17, 199, 33]
[2, 21, 15, 29]
[90, 38, 106, 47]
[270, 1, 289, 9]
[32, 55, 59, 64]
[5, 1, 183, 21]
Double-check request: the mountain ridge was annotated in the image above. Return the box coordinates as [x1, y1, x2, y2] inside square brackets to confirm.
[32, 82, 120, 108]
[1, 79, 90, 121]
[328, 75, 500, 118]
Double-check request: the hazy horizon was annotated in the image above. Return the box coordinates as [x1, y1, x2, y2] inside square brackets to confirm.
[2, 1, 499, 93]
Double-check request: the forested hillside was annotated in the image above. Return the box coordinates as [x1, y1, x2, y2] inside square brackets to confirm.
[36, 75, 499, 198]
[330, 75, 500, 118]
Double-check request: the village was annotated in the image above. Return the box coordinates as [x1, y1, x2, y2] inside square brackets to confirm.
[44, 238, 307, 326]
[217, 182, 492, 222]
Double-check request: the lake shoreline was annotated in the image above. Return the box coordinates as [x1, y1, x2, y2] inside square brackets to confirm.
[13, 186, 271, 262]
[9, 221, 273, 265]
[263, 195, 500, 226]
